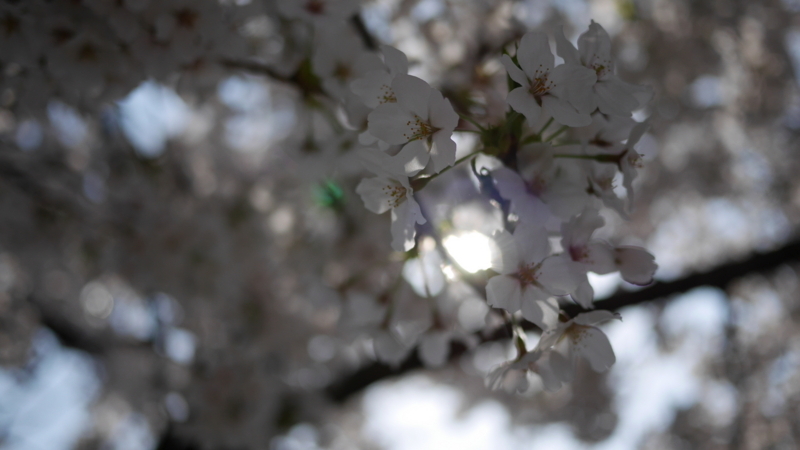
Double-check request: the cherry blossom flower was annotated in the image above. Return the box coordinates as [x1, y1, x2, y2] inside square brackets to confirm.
[617, 121, 649, 208]
[561, 208, 657, 305]
[355, 150, 426, 252]
[501, 31, 596, 127]
[486, 350, 539, 393]
[350, 45, 409, 109]
[561, 208, 616, 307]
[312, 24, 383, 101]
[556, 21, 653, 117]
[530, 310, 620, 391]
[486, 223, 580, 330]
[492, 143, 590, 227]
[614, 246, 658, 286]
[367, 74, 458, 174]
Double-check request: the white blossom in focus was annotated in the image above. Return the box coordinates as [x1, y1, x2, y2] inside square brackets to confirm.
[367, 74, 459, 174]
[492, 144, 590, 227]
[556, 21, 653, 117]
[355, 150, 426, 252]
[486, 223, 580, 330]
[560, 208, 617, 307]
[350, 45, 409, 109]
[501, 31, 596, 127]
[530, 310, 619, 391]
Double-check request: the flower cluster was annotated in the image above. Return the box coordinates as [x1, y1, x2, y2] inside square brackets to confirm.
[345, 22, 658, 392]
[0, 0, 244, 112]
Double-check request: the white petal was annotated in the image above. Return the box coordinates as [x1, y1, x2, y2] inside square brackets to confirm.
[492, 166, 529, 203]
[486, 275, 522, 312]
[354, 52, 386, 76]
[393, 139, 430, 176]
[513, 195, 552, 227]
[537, 254, 581, 295]
[390, 198, 424, 252]
[419, 331, 450, 367]
[614, 246, 657, 285]
[550, 63, 597, 114]
[555, 27, 581, 65]
[571, 276, 595, 309]
[429, 92, 458, 130]
[430, 131, 456, 173]
[517, 31, 554, 76]
[392, 74, 432, 119]
[521, 293, 559, 330]
[578, 21, 612, 68]
[357, 147, 405, 179]
[627, 120, 649, 148]
[512, 222, 550, 264]
[542, 95, 592, 127]
[380, 44, 408, 76]
[500, 54, 528, 86]
[571, 326, 616, 372]
[368, 103, 417, 145]
[507, 86, 542, 126]
[355, 177, 394, 214]
[544, 182, 592, 219]
[594, 78, 640, 117]
[585, 241, 616, 274]
[490, 229, 520, 274]
[351, 70, 393, 109]
[561, 207, 604, 249]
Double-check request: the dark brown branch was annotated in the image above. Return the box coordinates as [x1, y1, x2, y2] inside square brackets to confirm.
[325, 237, 800, 403]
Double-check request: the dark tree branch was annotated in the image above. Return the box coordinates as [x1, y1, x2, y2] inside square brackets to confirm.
[325, 237, 800, 403]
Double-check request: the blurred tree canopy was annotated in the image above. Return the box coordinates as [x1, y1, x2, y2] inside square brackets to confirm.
[1, 0, 800, 449]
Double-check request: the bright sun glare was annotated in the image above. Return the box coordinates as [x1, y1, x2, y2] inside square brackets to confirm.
[443, 232, 493, 273]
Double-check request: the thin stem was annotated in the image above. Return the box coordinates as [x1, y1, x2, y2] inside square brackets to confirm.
[458, 112, 486, 132]
[552, 153, 597, 160]
[538, 117, 554, 135]
[411, 149, 483, 190]
[439, 149, 483, 176]
[544, 125, 569, 143]
[521, 134, 541, 145]
[553, 152, 621, 165]
[550, 141, 581, 147]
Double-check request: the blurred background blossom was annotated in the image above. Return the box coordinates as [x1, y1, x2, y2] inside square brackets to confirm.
[1, 0, 800, 449]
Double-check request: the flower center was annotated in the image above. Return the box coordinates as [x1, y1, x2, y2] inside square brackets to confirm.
[77, 43, 99, 62]
[382, 183, 408, 208]
[305, 0, 325, 15]
[525, 176, 547, 197]
[626, 151, 643, 169]
[569, 245, 588, 262]
[378, 84, 396, 104]
[590, 57, 612, 79]
[333, 63, 351, 82]
[514, 262, 542, 288]
[528, 66, 554, 100]
[560, 323, 590, 345]
[403, 116, 436, 141]
[174, 8, 199, 29]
